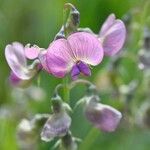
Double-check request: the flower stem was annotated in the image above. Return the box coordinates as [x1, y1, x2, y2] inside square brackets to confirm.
[79, 128, 100, 150]
[62, 76, 70, 102]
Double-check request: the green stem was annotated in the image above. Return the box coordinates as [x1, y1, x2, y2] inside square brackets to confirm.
[62, 76, 70, 102]
[79, 128, 100, 150]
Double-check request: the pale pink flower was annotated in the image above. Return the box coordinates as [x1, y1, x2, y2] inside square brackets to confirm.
[99, 14, 126, 56]
[5, 42, 41, 87]
[39, 32, 104, 79]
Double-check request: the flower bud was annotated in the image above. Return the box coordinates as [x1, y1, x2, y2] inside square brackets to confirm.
[54, 26, 65, 40]
[84, 95, 122, 132]
[64, 3, 80, 34]
[41, 96, 71, 142]
[16, 119, 37, 150]
[61, 132, 78, 150]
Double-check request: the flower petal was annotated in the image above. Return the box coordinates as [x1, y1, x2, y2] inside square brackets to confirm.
[99, 14, 116, 36]
[99, 14, 126, 56]
[46, 39, 74, 77]
[68, 32, 104, 66]
[5, 42, 33, 79]
[71, 64, 80, 80]
[78, 61, 91, 76]
[25, 44, 40, 60]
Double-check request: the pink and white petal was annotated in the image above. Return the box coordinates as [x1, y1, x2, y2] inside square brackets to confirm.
[68, 32, 104, 66]
[100, 20, 126, 56]
[5, 42, 32, 79]
[46, 39, 74, 77]
[5, 42, 26, 67]
[99, 14, 116, 36]
[25, 44, 40, 60]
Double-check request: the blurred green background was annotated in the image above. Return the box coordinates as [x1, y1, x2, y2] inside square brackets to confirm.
[0, 0, 150, 150]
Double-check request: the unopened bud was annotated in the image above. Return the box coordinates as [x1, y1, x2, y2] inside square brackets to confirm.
[64, 3, 80, 34]
[84, 95, 122, 132]
[54, 26, 65, 40]
[41, 96, 71, 142]
[41, 112, 71, 142]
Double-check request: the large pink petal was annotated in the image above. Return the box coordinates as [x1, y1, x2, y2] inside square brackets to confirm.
[68, 32, 104, 66]
[5, 42, 32, 79]
[46, 39, 74, 77]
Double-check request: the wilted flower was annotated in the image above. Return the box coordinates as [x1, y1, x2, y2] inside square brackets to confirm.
[41, 96, 71, 142]
[39, 32, 103, 80]
[84, 95, 122, 132]
[5, 42, 41, 87]
[98, 14, 126, 56]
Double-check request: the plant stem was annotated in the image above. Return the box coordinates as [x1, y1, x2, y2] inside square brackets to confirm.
[79, 128, 100, 150]
[62, 76, 70, 102]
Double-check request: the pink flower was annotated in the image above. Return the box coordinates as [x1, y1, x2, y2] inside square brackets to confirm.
[5, 42, 41, 87]
[39, 32, 104, 79]
[99, 14, 126, 56]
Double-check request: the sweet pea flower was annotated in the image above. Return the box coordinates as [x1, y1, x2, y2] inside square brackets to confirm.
[5, 42, 41, 87]
[84, 95, 122, 132]
[39, 32, 103, 80]
[99, 14, 126, 56]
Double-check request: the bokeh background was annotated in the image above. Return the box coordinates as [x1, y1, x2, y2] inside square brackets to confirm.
[0, 0, 150, 150]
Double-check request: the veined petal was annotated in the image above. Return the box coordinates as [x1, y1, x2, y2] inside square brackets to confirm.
[5, 42, 32, 80]
[99, 14, 126, 56]
[68, 32, 104, 66]
[46, 39, 74, 77]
